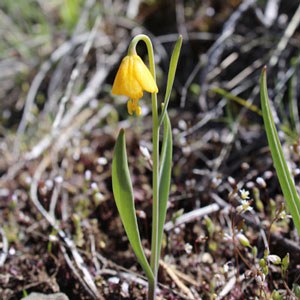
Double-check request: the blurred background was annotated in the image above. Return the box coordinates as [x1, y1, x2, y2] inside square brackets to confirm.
[1, 0, 300, 299]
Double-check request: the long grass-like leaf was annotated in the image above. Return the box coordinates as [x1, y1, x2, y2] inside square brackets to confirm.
[157, 114, 172, 265]
[260, 67, 300, 236]
[159, 35, 182, 127]
[112, 129, 154, 280]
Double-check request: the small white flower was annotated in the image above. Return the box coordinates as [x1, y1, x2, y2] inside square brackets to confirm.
[236, 199, 253, 214]
[278, 210, 286, 219]
[240, 189, 250, 200]
[278, 210, 292, 219]
[184, 243, 193, 254]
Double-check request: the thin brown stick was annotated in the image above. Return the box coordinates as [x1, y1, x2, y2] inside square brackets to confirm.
[160, 260, 195, 299]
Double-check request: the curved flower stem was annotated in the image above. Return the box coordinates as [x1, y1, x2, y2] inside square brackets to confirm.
[129, 34, 159, 300]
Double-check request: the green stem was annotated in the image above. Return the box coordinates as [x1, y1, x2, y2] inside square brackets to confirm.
[129, 34, 159, 300]
[150, 93, 159, 299]
[148, 275, 156, 300]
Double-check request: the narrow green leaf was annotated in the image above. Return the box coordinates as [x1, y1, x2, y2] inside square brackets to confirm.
[112, 129, 154, 280]
[211, 86, 262, 115]
[260, 67, 300, 236]
[159, 35, 182, 127]
[157, 113, 172, 265]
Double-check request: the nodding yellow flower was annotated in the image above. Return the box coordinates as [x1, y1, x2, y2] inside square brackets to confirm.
[112, 54, 158, 116]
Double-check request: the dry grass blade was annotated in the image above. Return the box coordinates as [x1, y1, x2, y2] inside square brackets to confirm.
[160, 260, 196, 299]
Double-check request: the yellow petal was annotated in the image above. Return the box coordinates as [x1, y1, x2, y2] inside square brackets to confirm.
[127, 56, 144, 99]
[135, 105, 142, 116]
[133, 55, 158, 94]
[112, 53, 158, 117]
[112, 55, 143, 100]
[127, 100, 133, 115]
[112, 56, 130, 95]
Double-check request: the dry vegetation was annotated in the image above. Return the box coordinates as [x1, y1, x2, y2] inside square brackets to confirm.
[0, 0, 300, 299]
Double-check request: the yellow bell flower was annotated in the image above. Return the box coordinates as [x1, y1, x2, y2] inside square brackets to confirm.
[127, 99, 142, 116]
[112, 54, 158, 116]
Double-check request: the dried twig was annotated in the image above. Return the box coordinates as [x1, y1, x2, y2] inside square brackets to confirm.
[270, 2, 300, 66]
[53, 16, 101, 129]
[90, 235, 102, 275]
[73, 0, 96, 36]
[160, 260, 196, 299]
[24, 41, 127, 162]
[199, 0, 256, 110]
[126, 0, 141, 19]
[164, 203, 220, 231]
[215, 275, 236, 300]
[60, 244, 103, 300]
[49, 181, 61, 219]
[0, 227, 8, 267]
[100, 261, 194, 300]
[175, 0, 189, 41]
[13, 32, 90, 158]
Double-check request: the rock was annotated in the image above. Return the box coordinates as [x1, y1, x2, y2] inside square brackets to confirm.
[22, 292, 69, 300]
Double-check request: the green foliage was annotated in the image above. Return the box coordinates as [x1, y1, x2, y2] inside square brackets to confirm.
[112, 129, 153, 281]
[260, 67, 300, 236]
[0, 0, 50, 59]
[3, 224, 18, 243]
[22, 290, 29, 297]
[252, 246, 258, 258]
[204, 216, 214, 238]
[190, 83, 201, 95]
[157, 113, 172, 265]
[111, 35, 181, 299]
[281, 253, 289, 273]
[212, 87, 262, 116]
[293, 283, 300, 298]
[1, 0, 49, 35]
[73, 213, 84, 247]
[59, 0, 83, 32]
[159, 35, 182, 126]
[271, 290, 283, 300]
[253, 187, 264, 212]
